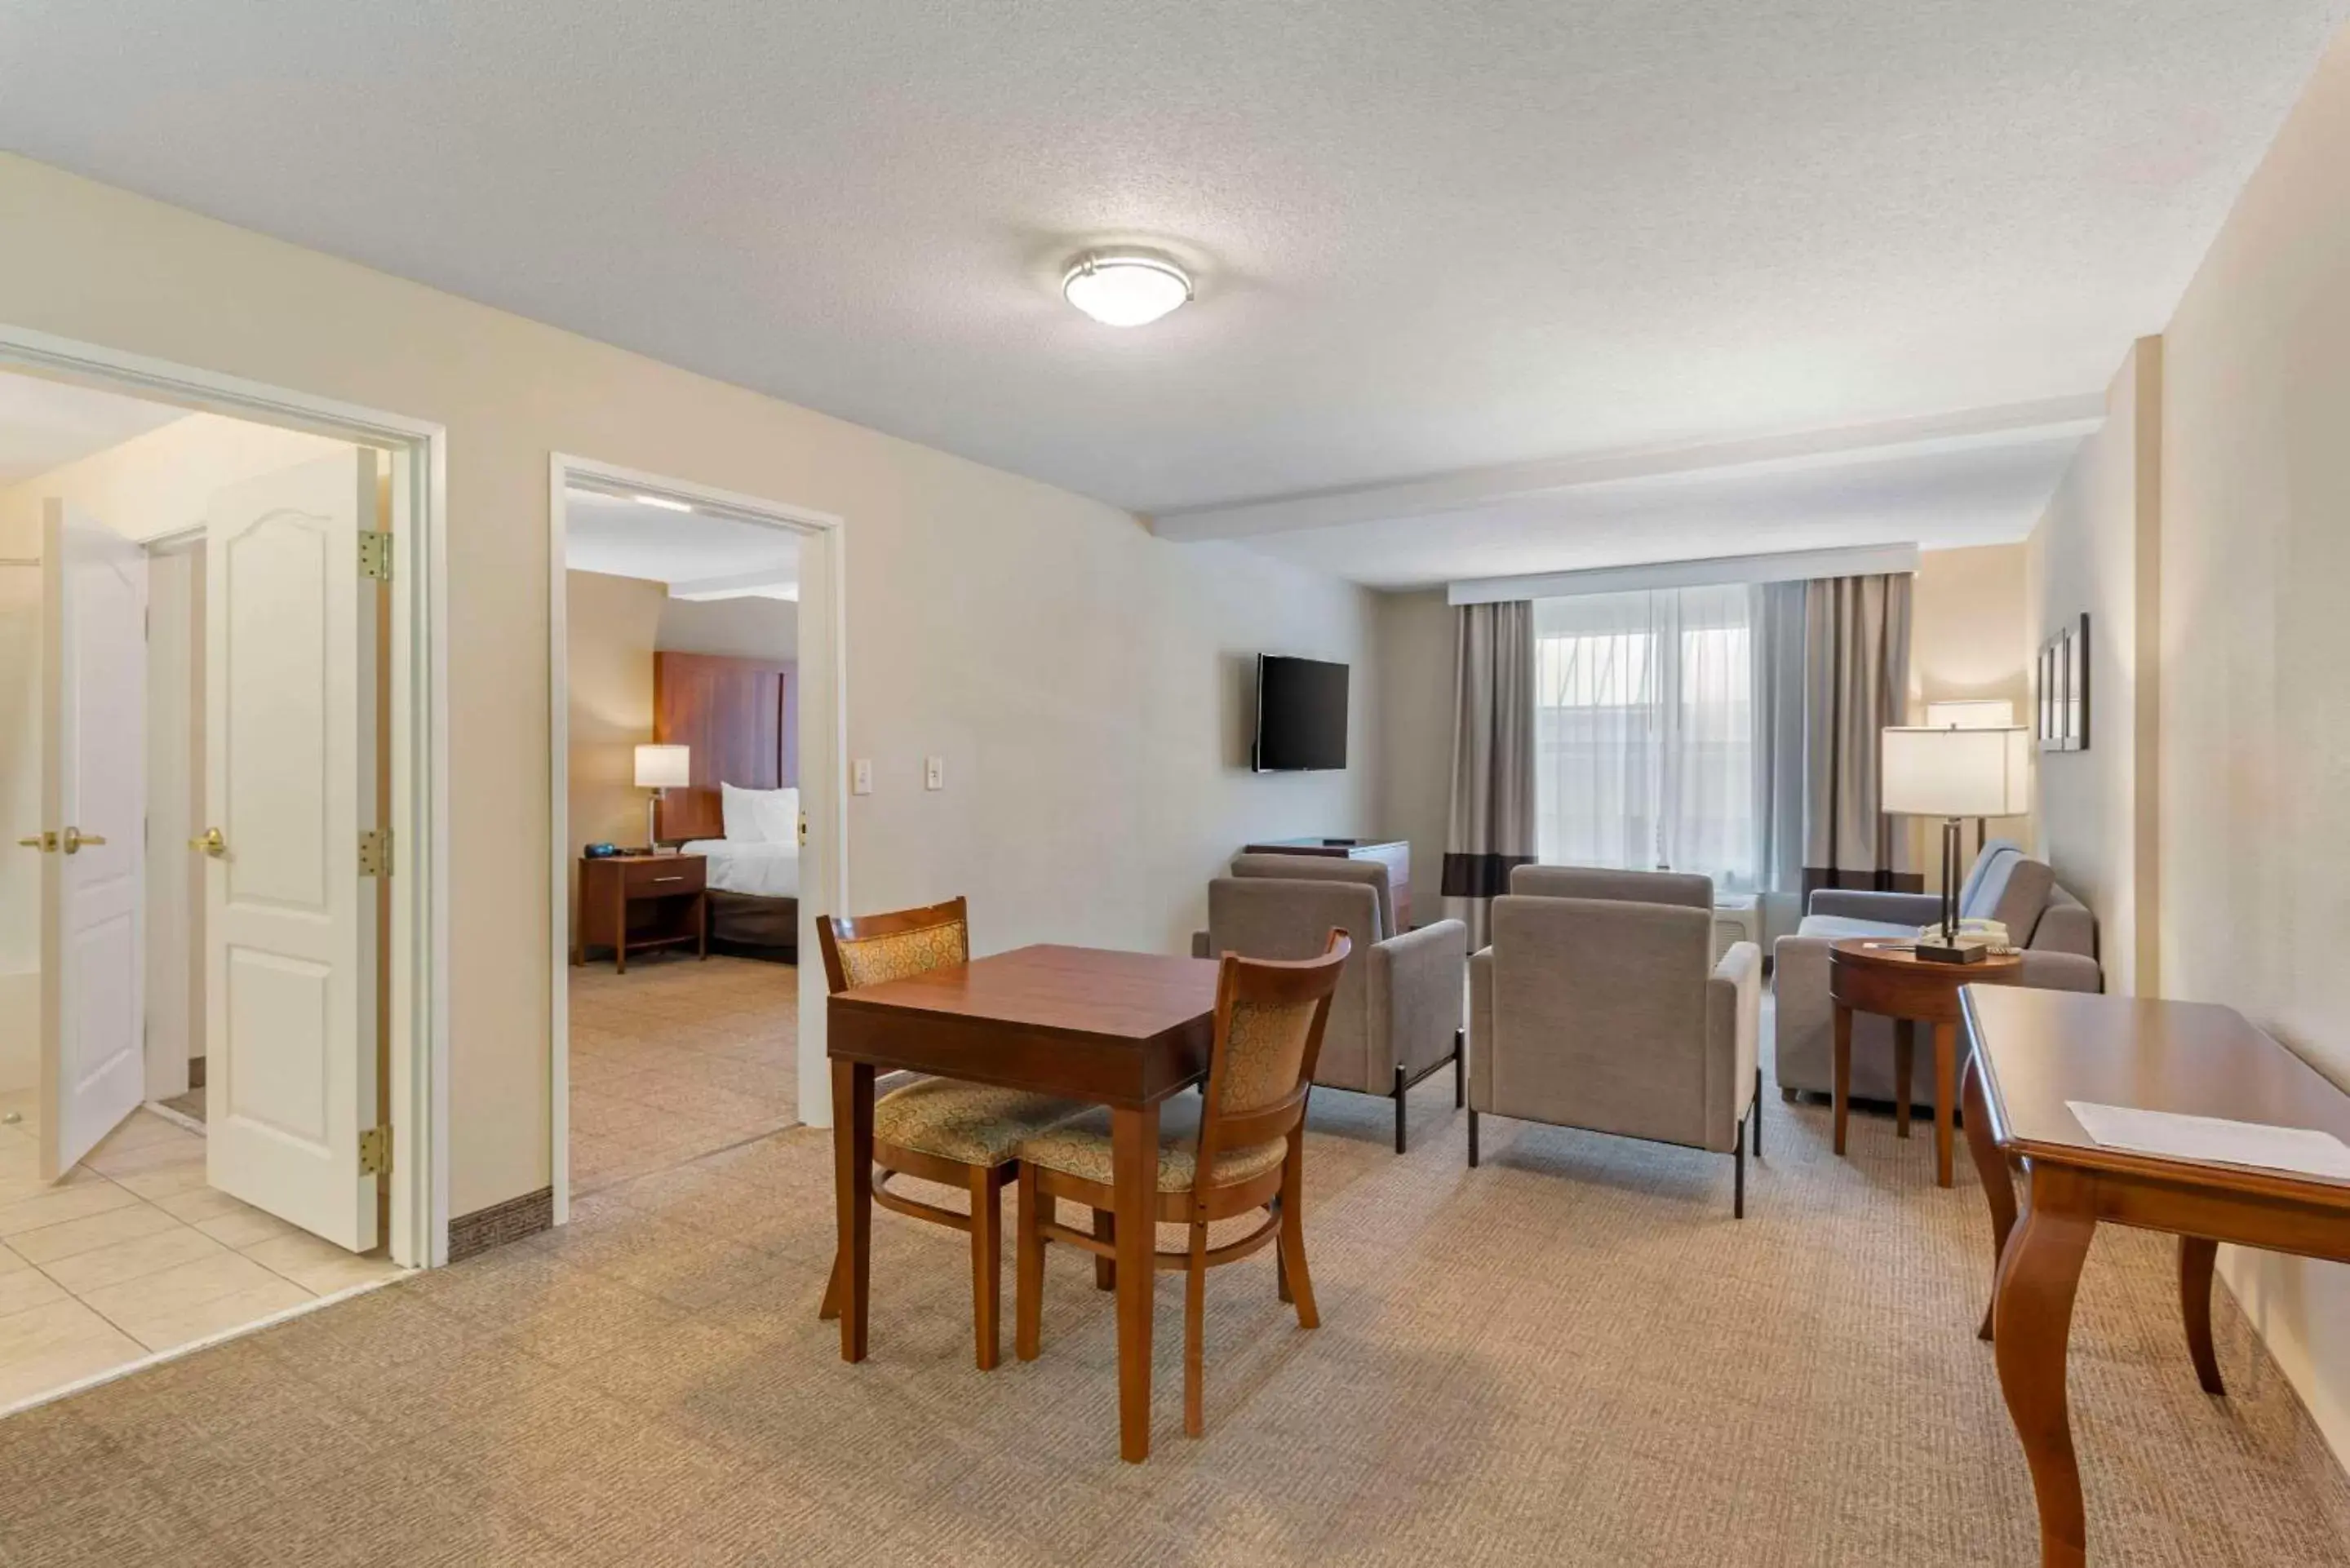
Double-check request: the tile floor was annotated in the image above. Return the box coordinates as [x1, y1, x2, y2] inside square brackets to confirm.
[0, 1097, 406, 1411]
[568, 952, 799, 1192]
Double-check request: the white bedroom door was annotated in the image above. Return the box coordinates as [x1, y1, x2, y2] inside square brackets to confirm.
[202, 453, 379, 1251]
[38, 501, 149, 1180]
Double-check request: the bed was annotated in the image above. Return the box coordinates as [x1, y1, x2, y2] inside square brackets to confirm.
[654, 651, 801, 963]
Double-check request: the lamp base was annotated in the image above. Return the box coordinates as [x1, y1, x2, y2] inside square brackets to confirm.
[1913, 937, 1989, 965]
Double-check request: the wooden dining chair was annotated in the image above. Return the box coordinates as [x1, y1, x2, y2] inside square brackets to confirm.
[815, 896, 1086, 1370]
[1013, 929, 1353, 1437]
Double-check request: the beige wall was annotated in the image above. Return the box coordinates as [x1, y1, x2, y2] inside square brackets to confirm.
[656, 594, 796, 662]
[564, 571, 666, 936]
[1371, 589, 1454, 910]
[2153, 27, 2350, 1467]
[0, 154, 1376, 1216]
[1909, 544, 2033, 894]
[2022, 340, 2162, 994]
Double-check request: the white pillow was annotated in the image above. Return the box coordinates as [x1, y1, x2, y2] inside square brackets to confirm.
[721, 782, 799, 845]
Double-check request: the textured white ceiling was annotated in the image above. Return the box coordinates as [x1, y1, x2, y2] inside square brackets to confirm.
[2, 2, 2340, 568]
[0, 371, 188, 488]
[564, 490, 800, 588]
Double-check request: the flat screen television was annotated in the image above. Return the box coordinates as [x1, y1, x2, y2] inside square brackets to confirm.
[1253, 654, 1349, 772]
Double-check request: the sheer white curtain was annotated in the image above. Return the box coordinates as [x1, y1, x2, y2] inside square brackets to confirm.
[1532, 585, 1759, 890]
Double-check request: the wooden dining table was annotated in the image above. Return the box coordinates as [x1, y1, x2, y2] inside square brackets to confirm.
[827, 943, 1221, 1462]
[1961, 985, 2350, 1568]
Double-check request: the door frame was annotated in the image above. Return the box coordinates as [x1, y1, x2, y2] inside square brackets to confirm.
[0, 321, 451, 1269]
[546, 455, 847, 1227]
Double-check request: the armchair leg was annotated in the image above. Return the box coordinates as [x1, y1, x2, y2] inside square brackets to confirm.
[1734, 1126, 1748, 1220]
[1453, 1029, 1465, 1109]
[1394, 1064, 1408, 1154]
[1753, 1066, 1763, 1158]
[1467, 1108, 1480, 1167]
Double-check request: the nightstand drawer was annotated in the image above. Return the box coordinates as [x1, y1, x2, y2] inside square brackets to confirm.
[623, 857, 705, 895]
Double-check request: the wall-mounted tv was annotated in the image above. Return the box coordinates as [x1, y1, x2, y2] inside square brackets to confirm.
[1253, 654, 1349, 772]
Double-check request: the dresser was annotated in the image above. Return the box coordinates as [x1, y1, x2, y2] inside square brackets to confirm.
[1239, 838, 1412, 931]
[575, 853, 708, 972]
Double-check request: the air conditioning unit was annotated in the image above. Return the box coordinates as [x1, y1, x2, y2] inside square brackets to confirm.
[1712, 893, 1760, 962]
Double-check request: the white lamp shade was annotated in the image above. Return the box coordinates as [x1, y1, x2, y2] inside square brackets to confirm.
[1923, 698, 2015, 729]
[1880, 726, 2029, 818]
[634, 743, 691, 789]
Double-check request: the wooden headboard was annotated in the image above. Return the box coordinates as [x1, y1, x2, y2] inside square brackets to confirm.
[652, 651, 796, 844]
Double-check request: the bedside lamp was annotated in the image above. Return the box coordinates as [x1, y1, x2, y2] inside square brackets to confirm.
[634, 743, 690, 850]
[1881, 724, 2029, 963]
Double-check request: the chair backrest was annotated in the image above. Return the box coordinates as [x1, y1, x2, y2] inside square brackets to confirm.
[816, 896, 969, 994]
[1191, 930, 1353, 1203]
[1486, 893, 1718, 1148]
[1207, 877, 1376, 1079]
[1510, 864, 1714, 910]
[1230, 853, 1393, 939]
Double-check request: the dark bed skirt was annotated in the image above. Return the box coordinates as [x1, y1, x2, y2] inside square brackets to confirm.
[707, 890, 798, 963]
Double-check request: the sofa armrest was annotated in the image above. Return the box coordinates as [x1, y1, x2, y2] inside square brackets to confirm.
[1371, 919, 1468, 1079]
[1807, 888, 1941, 925]
[1707, 941, 1762, 1147]
[2015, 950, 2103, 994]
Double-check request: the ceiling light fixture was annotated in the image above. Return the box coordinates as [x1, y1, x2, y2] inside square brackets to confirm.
[634, 494, 694, 512]
[1062, 250, 1192, 327]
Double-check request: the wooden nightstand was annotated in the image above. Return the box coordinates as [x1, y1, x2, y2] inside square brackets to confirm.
[575, 853, 708, 972]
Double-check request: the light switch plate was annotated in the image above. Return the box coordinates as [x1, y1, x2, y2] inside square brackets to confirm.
[924, 755, 944, 791]
[851, 759, 873, 795]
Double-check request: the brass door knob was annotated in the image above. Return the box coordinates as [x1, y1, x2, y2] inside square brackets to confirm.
[189, 827, 228, 857]
[15, 832, 55, 852]
[59, 826, 105, 854]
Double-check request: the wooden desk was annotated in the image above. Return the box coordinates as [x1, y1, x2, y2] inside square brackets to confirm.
[1829, 937, 2022, 1185]
[827, 944, 1220, 1462]
[1961, 986, 2350, 1568]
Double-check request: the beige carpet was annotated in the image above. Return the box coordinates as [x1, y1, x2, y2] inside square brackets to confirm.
[3, 1058, 2348, 1564]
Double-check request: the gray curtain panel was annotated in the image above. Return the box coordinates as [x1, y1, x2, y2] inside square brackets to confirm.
[1443, 600, 1536, 949]
[1798, 574, 1916, 896]
[1750, 581, 1809, 897]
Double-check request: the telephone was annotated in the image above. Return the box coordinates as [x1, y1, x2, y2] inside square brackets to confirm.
[1920, 917, 2015, 954]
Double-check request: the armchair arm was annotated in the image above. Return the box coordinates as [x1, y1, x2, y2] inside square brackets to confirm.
[1807, 888, 1942, 925]
[1371, 919, 1468, 1079]
[1705, 941, 1762, 1149]
[1468, 946, 1494, 1112]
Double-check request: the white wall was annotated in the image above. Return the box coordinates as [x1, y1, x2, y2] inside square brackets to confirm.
[1909, 544, 2034, 893]
[1371, 589, 1454, 913]
[0, 153, 1377, 1216]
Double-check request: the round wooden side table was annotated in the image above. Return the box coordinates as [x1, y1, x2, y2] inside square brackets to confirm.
[1829, 937, 2024, 1187]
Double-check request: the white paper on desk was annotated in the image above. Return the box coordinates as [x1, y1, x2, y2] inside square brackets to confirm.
[2065, 1101, 2350, 1180]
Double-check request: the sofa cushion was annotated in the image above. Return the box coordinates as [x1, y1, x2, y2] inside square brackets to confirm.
[1962, 848, 2055, 941]
[1795, 914, 1916, 942]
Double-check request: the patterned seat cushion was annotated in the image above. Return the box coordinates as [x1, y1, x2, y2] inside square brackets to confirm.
[1018, 1096, 1289, 1192]
[873, 1078, 1089, 1167]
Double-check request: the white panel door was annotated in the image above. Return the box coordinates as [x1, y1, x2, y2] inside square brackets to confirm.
[203, 454, 378, 1251]
[38, 501, 149, 1180]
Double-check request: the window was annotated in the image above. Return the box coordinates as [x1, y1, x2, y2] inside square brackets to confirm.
[1532, 584, 1758, 889]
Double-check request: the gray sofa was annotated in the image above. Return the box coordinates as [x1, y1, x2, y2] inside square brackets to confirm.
[1470, 866, 1763, 1216]
[1771, 841, 2102, 1107]
[1197, 854, 1468, 1151]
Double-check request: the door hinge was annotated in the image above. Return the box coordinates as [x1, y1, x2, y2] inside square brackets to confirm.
[358, 827, 392, 877]
[357, 530, 392, 582]
[358, 1125, 392, 1176]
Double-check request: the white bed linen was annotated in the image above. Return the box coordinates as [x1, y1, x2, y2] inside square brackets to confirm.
[684, 839, 800, 899]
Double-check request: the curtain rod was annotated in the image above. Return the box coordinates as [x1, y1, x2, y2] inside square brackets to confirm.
[1447, 543, 1919, 606]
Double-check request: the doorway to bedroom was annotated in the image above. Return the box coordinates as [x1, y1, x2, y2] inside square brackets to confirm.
[552, 467, 836, 1204]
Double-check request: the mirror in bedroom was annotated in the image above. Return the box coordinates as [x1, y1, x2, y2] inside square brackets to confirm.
[561, 485, 805, 1195]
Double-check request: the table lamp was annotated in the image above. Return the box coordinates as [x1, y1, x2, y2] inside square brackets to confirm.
[634, 743, 690, 850]
[1880, 724, 2029, 963]
[1923, 700, 2016, 854]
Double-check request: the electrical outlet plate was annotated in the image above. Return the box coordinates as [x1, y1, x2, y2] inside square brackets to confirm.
[924, 755, 944, 791]
[851, 759, 874, 795]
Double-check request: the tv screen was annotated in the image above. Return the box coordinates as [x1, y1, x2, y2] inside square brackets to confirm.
[1253, 655, 1349, 771]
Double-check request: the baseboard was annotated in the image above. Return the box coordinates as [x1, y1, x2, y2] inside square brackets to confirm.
[447, 1185, 553, 1262]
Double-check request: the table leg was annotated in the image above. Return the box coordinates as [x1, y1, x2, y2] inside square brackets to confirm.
[831, 1059, 875, 1362]
[1893, 1018, 1915, 1139]
[1832, 1002, 1852, 1158]
[2180, 1235, 2226, 1396]
[1993, 1162, 2096, 1568]
[1961, 1053, 2015, 1342]
[1111, 1101, 1160, 1463]
[1933, 1021, 1958, 1188]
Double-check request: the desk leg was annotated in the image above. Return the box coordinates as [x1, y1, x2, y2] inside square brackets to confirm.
[1961, 1054, 2015, 1342]
[2180, 1236, 2226, 1397]
[1832, 1003, 1852, 1158]
[831, 1060, 875, 1362]
[1111, 1101, 1159, 1463]
[1933, 1021, 1958, 1188]
[1993, 1163, 2095, 1568]
[1893, 1019, 1914, 1139]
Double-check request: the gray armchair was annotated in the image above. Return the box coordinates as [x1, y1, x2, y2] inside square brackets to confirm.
[1203, 865, 1467, 1152]
[1771, 841, 2103, 1106]
[1470, 866, 1763, 1216]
